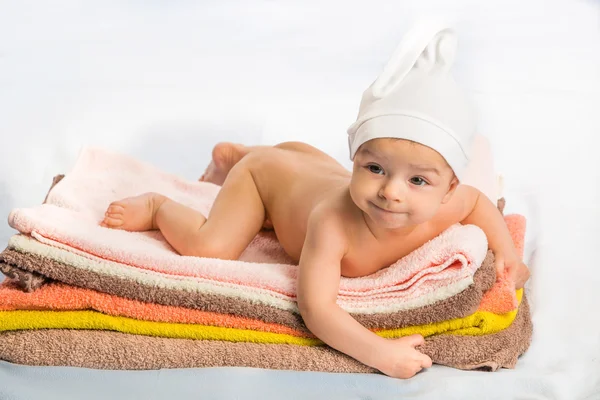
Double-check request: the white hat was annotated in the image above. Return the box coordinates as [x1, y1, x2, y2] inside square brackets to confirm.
[347, 19, 476, 181]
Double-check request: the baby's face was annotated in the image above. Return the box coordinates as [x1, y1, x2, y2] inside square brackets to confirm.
[349, 138, 458, 230]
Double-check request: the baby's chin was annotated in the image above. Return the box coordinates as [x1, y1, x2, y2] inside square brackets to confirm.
[364, 208, 413, 229]
[379, 215, 423, 229]
[367, 208, 434, 231]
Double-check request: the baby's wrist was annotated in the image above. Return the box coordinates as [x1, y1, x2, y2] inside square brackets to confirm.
[493, 244, 518, 260]
[497, 250, 519, 263]
[366, 337, 393, 370]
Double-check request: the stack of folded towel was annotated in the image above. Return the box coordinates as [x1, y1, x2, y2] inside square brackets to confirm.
[0, 148, 532, 373]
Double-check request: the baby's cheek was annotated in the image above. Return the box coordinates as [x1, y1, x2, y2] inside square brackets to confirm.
[348, 185, 369, 212]
[410, 199, 439, 223]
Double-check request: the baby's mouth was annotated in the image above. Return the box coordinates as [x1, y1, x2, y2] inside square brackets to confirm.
[370, 202, 401, 214]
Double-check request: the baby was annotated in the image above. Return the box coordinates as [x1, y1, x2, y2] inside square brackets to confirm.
[101, 24, 530, 378]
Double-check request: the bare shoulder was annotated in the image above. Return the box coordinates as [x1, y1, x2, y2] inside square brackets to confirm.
[297, 193, 350, 307]
[435, 184, 481, 225]
[304, 198, 350, 256]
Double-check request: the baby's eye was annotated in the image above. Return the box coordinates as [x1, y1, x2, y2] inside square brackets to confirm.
[410, 177, 428, 186]
[367, 165, 384, 175]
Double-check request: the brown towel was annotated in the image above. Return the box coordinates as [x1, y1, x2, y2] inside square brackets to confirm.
[0, 263, 46, 292]
[0, 248, 496, 332]
[0, 174, 65, 291]
[0, 293, 531, 372]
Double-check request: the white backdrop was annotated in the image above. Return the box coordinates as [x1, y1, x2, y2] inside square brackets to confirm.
[1, 1, 599, 398]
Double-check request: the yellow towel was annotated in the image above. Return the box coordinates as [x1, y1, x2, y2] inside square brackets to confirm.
[0, 290, 522, 346]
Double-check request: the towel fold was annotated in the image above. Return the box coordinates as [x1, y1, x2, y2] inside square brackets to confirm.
[0, 292, 531, 372]
[0, 263, 46, 292]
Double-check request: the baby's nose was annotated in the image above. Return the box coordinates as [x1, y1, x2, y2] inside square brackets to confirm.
[379, 181, 406, 202]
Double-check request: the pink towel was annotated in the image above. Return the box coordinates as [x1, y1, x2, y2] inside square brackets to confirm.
[8, 148, 488, 306]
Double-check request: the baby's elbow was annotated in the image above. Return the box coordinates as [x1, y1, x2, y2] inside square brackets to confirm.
[298, 303, 319, 332]
[297, 295, 313, 319]
[297, 296, 333, 327]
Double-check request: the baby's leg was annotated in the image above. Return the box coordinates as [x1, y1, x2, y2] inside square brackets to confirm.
[200, 141, 335, 185]
[103, 157, 265, 260]
[200, 143, 255, 185]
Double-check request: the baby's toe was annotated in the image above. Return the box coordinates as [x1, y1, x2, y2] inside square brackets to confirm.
[105, 212, 121, 221]
[106, 203, 125, 215]
[101, 215, 124, 228]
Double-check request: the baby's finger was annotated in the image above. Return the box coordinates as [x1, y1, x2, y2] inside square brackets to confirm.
[509, 267, 520, 286]
[420, 354, 433, 368]
[406, 334, 425, 347]
[515, 279, 524, 290]
[507, 262, 522, 281]
[515, 267, 530, 289]
[494, 258, 505, 277]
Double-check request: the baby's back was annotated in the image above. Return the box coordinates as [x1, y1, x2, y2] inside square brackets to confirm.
[248, 144, 351, 261]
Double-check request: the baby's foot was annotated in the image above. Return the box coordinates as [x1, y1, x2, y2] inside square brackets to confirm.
[199, 142, 246, 186]
[101, 193, 166, 232]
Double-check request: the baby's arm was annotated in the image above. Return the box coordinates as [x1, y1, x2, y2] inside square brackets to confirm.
[458, 185, 530, 288]
[297, 208, 432, 379]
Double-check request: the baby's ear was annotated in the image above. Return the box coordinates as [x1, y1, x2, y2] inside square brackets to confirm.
[442, 176, 460, 204]
[372, 19, 458, 98]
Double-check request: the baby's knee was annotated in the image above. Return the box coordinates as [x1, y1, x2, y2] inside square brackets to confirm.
[181, 235, 237, 260]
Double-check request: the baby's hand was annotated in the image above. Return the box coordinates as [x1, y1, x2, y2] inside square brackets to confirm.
[495, 256, 530, 289]
[375, 334, 432, 379]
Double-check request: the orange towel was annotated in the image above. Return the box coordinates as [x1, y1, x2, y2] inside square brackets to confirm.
[0, 280, 310, 338]
[478, 214, 526, 313]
